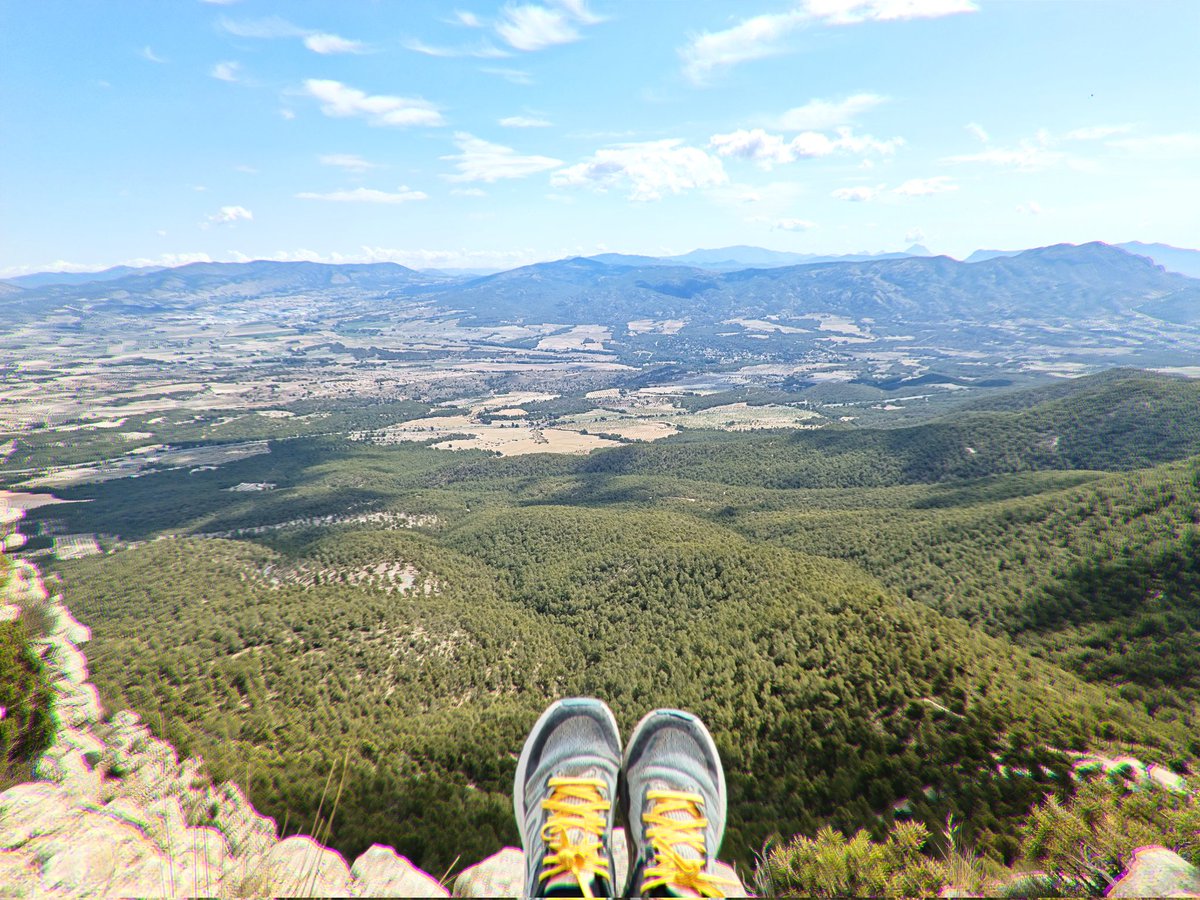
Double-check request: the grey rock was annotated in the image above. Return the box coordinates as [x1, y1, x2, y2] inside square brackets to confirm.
[0, 850, 44, 899]
[0, 782, 78, 850]
[35, 808, 171, 895]
[454, 847, 525, 898]
[262, 834, 355, 897]
[352, 844, 450, 897]
[1107, 846, 1200, 898]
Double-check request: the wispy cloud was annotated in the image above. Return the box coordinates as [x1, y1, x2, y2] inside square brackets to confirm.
[1016, 200, 1043, 215]
[831, 186, 880, 202]
[211, 61, 242, 82]
[680, 11, 806, 85]
[202, 205, 253, 227]
[772, 217, 817, 231]
[141, 46, 167, 64]
[454, 10, 484, 27]
[965, 122, 989, 143]
[681, 1, 976, 84]
[482, 67, 535, 85]
[1106, 133, 1200, 157]
[774, 93, 886, 130]
[442, 133, 563, 182]
[500, 115, 552, 128]
[221, 16, 366, 55]
[319, 153, 380, 172]
[710, 127, 903, 167]
[552, 139, 728, 201]
[1063, 124, 1131, 141]
[494, 1, 603, 51]
[496, 5, 580, 50]
[304, 33, 369, 54]
[803, 0, 977, 26]
[302, 79, 445, 127]
[296, 187, 427, 204]
[452, 187, 488, 197]
[403, 38, 510, 58]
[892, 176, 958, 196]
[219, 15, 308, 38]
[945, 141, 1065, 171]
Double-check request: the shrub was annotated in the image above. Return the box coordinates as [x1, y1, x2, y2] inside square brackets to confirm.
[756, 822, 954, 897]
[0, 618, 56, 789]
[1021, 775, 1200, 893]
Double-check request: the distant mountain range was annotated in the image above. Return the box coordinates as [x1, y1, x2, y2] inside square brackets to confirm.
[435, 241, 1200, 328]
[967, 242, 1200, 278]
[5, 265, 166, 289]
[9, 240, 1197, 291]
[591, 244, 934, 271]
[4, 242, 1200, 339]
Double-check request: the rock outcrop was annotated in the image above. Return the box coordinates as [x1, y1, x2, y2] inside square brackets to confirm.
[1106, 847, 1200, 898]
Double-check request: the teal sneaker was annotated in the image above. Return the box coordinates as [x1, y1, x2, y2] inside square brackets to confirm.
[620, 709, 736, 898]
[514, 698, 622, 898]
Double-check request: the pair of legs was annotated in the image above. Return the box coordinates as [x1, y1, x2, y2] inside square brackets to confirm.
[514, 698, 734, 898]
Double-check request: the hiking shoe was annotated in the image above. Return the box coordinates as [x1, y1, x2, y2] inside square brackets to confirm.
[620, 709, 736, 898]
[515, 698, 622, 898]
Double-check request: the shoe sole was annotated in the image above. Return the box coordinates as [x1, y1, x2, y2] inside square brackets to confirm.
[620, 707, 727, 852]
[513, 696, 622, 850]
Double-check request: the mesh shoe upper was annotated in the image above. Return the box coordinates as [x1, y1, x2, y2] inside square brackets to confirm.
[515, 698, 622, 898]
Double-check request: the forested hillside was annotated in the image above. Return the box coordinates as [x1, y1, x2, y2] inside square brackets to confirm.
[33, 370, 1200, 873]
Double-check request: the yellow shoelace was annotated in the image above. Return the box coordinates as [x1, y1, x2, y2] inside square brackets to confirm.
[641, 789, 737, 898]
[538, 776, 612, 899]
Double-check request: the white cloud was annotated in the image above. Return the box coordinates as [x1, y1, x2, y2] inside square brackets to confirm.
[296, 187, 427, 204]
[319, 153, 379, 172]
[304, 33, 368, 54]
[892, 176, 957, 196]
[219, 15, 308, 38]
[554, 0, 604, 25]
[141, 46, 167, 64]
[442, 133, 563, 182]
[302, 79, 445, 127]
[709, 129, 798, 167]
[1016, 201, 1043, 215]
[496, 5, 580, 51]
[280, 108, 296, 120]
[552, 139, 728, 201]
[681, 1, 974, 83]
[500, 115, 552, 128]
[679, 10, 806, 85]
[831, 186, 879, 201]
[1107, 133, 1200, 158]
[773, 218, 816, 231]
[945, 141, 1065, 171]
[710, 127, 902, 167]
[905, 227, 926, 243]
[482, 67, 535, 84]
[802, 0, 978, 25]
[403, 38, 510, 58]
[1064, 125, 1131, 141]
[203, 205, 253, 227]
[211, 61, 242, 82]
[452, 187, 488, 197]
[965, 122, 989, 143]
[234, 164, 258, 174]
[775, 93, 886, 130]
[454, 10, 484, 27]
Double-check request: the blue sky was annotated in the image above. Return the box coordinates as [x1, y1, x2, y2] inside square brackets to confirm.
[3, 0, 1198, 275]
